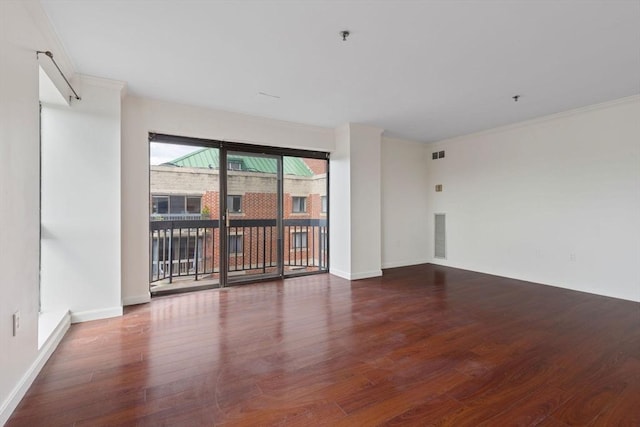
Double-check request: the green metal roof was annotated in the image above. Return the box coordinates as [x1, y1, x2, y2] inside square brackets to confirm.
[165, 148, 314, 176]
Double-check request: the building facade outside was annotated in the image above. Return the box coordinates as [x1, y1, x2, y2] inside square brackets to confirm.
[150, 148, 327, 290]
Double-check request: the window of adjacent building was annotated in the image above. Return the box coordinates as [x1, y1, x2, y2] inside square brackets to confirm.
[186, 197, 201, 214]
[170, 195, 185, 213]
[152, 196, 169, 214]
[228, 195, 242, 213]
[228, 160, 242, 171]
[293, 232, 308, 249]
[321, 196, 327, 213]
[292, 196, 306, 213]
[228, 234, 243, 255]
[152, 237, 202, 268]
[152, 195, 201, 215]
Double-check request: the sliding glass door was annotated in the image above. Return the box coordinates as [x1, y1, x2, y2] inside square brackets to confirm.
[223, 151, 282, 284]
[149, 133, 328, 293]
[282, 156, 328, 275]
[149, 142, 221, 294]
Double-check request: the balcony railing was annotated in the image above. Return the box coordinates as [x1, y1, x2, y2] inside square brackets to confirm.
[150, 213, 203, 221]
[149, 218, 328, 284]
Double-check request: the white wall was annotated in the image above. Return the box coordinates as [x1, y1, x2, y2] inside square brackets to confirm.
[329, 123, 383, 280]
[427, 96, 640, 302]
[41, 76, 124, 322]
[349, 124, 383, 279]
[329, 124, 352, 277]
[0, 3, 40, 421]
[0, 1, 76, 423]
[381, 136, 430, 268]
[121, 96, 335, 304]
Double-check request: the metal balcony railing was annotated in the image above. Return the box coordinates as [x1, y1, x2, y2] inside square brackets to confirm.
[150, 213, 204, 221]
[149, 219, 328, 284]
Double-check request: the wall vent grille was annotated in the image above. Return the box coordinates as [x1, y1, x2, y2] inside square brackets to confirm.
[434, 213, 446, 259]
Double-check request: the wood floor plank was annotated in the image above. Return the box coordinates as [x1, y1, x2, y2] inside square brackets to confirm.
[588, 378, 640, 427]
[551, 357, 640, 425]
[6, 264, 639, 426]
[480, 386, 572, 426]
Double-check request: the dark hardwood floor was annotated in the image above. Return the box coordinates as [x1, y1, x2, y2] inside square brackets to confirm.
[8, 264, 640, 426]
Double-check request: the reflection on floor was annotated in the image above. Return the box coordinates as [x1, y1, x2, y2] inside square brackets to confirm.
[10, 264, 640, 426]
[150, 275, 221, 295]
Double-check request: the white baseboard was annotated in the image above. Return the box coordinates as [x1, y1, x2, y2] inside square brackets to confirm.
[70, 306, 123, 324]
[329, 268, 351, 280]
[427, 260, 640, 303]
[381, 259, 430, 269]
[0, 311, 70, 426]
[330, 268, 383, 281]
[350, 270, 383, 280]
[122, 293, 150, 306]
[38, 310, 69, 349]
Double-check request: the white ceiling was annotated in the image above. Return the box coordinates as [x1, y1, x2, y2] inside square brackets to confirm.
[41, 0, 640, 142]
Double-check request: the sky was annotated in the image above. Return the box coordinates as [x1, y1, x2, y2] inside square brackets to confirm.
[149, 143, 203, 165]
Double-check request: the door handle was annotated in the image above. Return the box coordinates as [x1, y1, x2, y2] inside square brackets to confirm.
[226, 210, 230, 228]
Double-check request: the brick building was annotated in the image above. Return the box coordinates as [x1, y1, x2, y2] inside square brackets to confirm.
[150, 148, 327, 285]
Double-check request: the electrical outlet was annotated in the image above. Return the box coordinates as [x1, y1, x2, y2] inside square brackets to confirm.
[13, 311, 20, 336]
[569, 253, 576, 262]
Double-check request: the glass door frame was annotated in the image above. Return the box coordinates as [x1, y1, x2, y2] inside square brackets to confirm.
[149, 133, 330, 289]
[220, 149, 284, 286]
